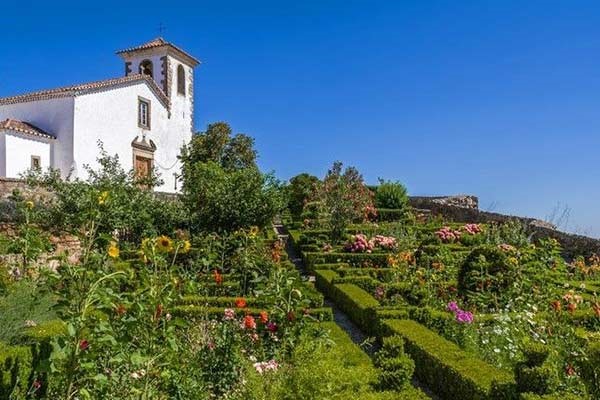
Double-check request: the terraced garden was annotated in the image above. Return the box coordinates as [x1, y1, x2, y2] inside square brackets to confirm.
[0, 126, 598, 399]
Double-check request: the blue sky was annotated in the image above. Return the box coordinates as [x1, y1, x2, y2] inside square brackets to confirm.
[1, 0, 599, 236]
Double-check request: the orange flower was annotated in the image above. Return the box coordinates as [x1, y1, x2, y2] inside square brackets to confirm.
[244, 315, 256, 330]
[235, 298, 247, 308]
[551, 300, 562, 312]
[213, 269, 223, 285]
[259, 311, 269, 324]
[567, 302, 577, 313]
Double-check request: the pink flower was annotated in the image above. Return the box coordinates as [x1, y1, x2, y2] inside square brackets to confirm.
[253, 359, 279, 374]
[463, 224, 482, 235]
[223, 308, 235, 321]
[446, 301, 459, 313]
[455, 310, 474, 324]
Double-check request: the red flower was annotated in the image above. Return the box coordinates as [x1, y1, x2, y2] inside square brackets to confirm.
[565, 364, 576, 376]
[235, 298, 247, 308]
[154, 304, 164, 320]
[79, 339, 89, 351]
[244, 315, 256, 330]
[259, 311, 269, 324]
[115, 304, 127, 316]
[266, 322, 278, 332]
[551, 300, 562, 312]
[567, 303, 577, 314]
[32, 379, 42, 390]
[213, 269, 223, 285]
[287, 311, 296, 322]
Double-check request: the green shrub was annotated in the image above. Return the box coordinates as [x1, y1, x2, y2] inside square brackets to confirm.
[458, 245, 516, 303]
[287, 173, 320, 219]
[376, 356, 415, 391]
[181, 161, 284, 233]
[376, 209, 409, 222]
[375, 180, 408, 211]
[522, 342, 550, 367]
[515, 364, 559, 395]
[0, 343, 32, 400]
[579, 341, 600, 398]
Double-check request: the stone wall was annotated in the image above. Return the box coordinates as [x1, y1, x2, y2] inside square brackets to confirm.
[410, 195, 600, 258]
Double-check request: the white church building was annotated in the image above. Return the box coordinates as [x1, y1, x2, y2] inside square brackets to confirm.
[0, 38, 199, 193]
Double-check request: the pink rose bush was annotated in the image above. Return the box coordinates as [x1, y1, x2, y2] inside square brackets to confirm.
[436, 227, 462, 243]
[463, 223, 482, 235]
[447, 301, 474, 324]
[436, 223, 483, 243]
[344, 234, 397, 253]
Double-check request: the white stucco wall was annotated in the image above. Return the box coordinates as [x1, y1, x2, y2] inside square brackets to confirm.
[2, 132, 52, 178]
[0, 97, 74, 176]
[73, 82, 187, 192]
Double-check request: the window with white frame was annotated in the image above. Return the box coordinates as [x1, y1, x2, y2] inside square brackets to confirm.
[138, 97, 151, 129]
[31, 155, 41, 170]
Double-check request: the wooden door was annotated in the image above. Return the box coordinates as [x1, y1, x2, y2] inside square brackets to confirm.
[135, 156, 152, 179]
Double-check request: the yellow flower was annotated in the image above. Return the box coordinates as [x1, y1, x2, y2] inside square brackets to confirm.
[156, 235, 173, 253]
[98, 191, 109, 205]
[107, 242, 120, 259]
[249, 226, 260, 238]
[25, 201, 34, 209]
[180, 240, 191, 254]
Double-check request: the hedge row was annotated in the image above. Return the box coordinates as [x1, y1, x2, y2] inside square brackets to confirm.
[171, 305, 333, 321]
[303, 252, 390, 269]
[314, 270, 381, 334]
[382, 319, 516, 400]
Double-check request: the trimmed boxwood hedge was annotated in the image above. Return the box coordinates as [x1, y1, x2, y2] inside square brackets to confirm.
[304, 252, 391, 269]
[383, 319, 517, 400]
[171, 305, 334, 321]
[329, 284, 381, 334]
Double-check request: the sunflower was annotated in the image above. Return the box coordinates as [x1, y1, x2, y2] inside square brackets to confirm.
[180, 240, 191, 254]
[249, 226, 260, 238]
[107, 242, 120, 259]
[97, 191, 109, 205]
[156, 235, 173, 253]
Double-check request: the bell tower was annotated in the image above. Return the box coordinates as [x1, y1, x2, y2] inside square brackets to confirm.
[116, 37, 200, 133]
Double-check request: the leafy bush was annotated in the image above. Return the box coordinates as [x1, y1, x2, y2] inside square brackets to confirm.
[182, 162, 284, 233]
[457, 245, 517, 306]
[287, 173, 320, 219]
[25, 147, 185, 243]
[311, 162, 375, 241]
[375, 180, 408, 211]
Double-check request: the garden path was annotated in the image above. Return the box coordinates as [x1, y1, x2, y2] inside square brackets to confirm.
[273, 222, 438, 399]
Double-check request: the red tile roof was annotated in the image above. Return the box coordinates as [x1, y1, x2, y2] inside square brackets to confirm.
[0, 74, 170, 109]
[0, 119, 56, 140]
[116, 37, 200, 66]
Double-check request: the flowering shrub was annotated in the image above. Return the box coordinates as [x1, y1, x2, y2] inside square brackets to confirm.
[435, 226, 462, 243]
[344, 234, 397, 253]
[463, 223, 482, 235]
[344, 234, 374, 253]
